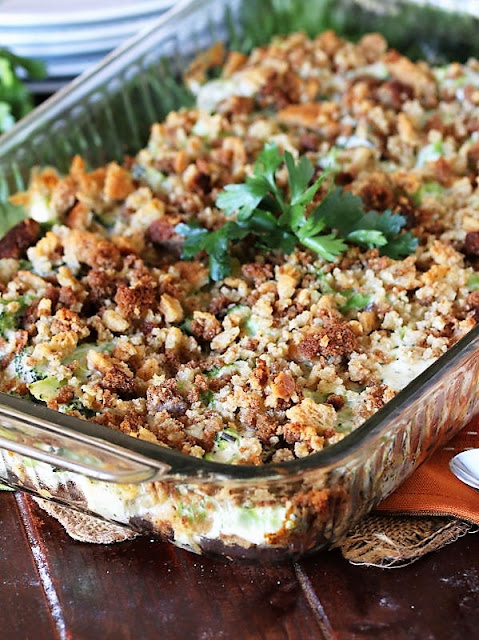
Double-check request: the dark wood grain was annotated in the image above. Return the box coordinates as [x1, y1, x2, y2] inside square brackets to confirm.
[16, 494, 322, 640]
[3, 490, 479, 640]
[0, 493, 58, 640]
[296, 536, 479, 640]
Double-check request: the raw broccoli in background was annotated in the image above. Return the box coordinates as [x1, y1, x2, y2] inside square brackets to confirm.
[0, 48, 45, 134]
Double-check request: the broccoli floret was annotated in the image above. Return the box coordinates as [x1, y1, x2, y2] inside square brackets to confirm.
[28, 376, 64, 402]
[467, 274, 479, 291]
[204, 428, 243, 463]
[0, 295, 35, 337]
[226, 304, 250, 316]
[0, 311, 15, 334]
[180, 317, 193, 335]
[412, 181, 445, 205]
[206, 363, 239, 379]
[199, 390, 214, 407]
[93, 211, 116, 229]
[63, 342, 114, 364]
[226, 305, 261, 336]
[18, 259, 32, 271]
[303, 390, 329, 403]
[339, 290, 371, 313]
[63, 342, 114, 379]
[416, 140, 444, 168]
[13, 349, 46, 384]
[59, 398, 95, 418]
[29, 191, 57, 224]
[131, 164, 166, 192]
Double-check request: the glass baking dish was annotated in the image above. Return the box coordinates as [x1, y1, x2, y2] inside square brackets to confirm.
[0, 0, 478, 560]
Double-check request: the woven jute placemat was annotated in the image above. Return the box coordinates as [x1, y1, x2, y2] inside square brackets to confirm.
[334, 514, 476, 567]
[32, 497, 476, 567]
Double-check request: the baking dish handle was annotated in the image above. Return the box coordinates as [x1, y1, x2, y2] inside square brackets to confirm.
[0, 403, 170, 484]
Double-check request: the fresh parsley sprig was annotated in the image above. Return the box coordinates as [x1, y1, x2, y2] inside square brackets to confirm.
[176, 144, 418, 281]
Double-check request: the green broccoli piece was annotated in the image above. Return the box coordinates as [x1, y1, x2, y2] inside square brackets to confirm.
[63, 342, 114, 379]
[412, 181, 445, 205]
[0, 295, 36, 337]
[467, 274, 479, 291]
[28, 376, 64, 402]
[13, 348, 46, 384]
[59, 398, 95, 418]
[0, 48, 45, 134]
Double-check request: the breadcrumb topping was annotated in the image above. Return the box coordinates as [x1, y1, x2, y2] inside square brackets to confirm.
[1, 31, 478, 464]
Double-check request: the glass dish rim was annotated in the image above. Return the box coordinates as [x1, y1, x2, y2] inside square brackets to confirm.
[0, 0, 478, 483]
[1, 324, 477, 482]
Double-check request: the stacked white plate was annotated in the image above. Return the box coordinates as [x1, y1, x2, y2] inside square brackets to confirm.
[0, 0, 175, 93]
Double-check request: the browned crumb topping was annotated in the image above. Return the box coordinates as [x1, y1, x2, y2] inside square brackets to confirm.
[0, 31, 478, 464]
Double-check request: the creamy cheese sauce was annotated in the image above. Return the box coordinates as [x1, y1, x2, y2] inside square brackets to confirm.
[379, 357, 437, 392]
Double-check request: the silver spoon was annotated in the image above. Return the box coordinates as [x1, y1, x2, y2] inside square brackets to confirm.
[449, 449, 479, 491]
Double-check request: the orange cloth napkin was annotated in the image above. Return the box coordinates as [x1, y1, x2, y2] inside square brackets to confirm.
[376, 415, 479, 524]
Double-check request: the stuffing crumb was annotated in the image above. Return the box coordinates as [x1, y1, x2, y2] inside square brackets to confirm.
[1, 30, 477, 465]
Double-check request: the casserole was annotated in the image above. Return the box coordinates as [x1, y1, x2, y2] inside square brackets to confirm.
[0, 0, 478, 560]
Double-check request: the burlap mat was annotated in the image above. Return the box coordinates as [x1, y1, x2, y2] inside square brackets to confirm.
[334, 514, 476, 567]
[33, 497, 137, 544]
[31, 497, 476, 567]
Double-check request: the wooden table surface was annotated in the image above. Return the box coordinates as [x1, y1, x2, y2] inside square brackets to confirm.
[1, 491, 478, 640]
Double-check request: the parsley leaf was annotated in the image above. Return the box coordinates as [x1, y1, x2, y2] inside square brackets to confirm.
[346, 229, 388, 249]
[310, 188, 365, 234]
[216, 143, 284, 220]
[280, 153, 329, 228]
[248, 210, 297, 253]
[381, 232, 419, 260]
[301, 233, 347, 262]
[175, 144, 419, 281]
[216, 180, 267, 220]
[176, 221, 249, 281]
[254, 144, 284, 202]
[359, 209, 406, 236]
[310, 187, 418, 258]
[285, 151, 314, 205]
[175, 223, 209, 259]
